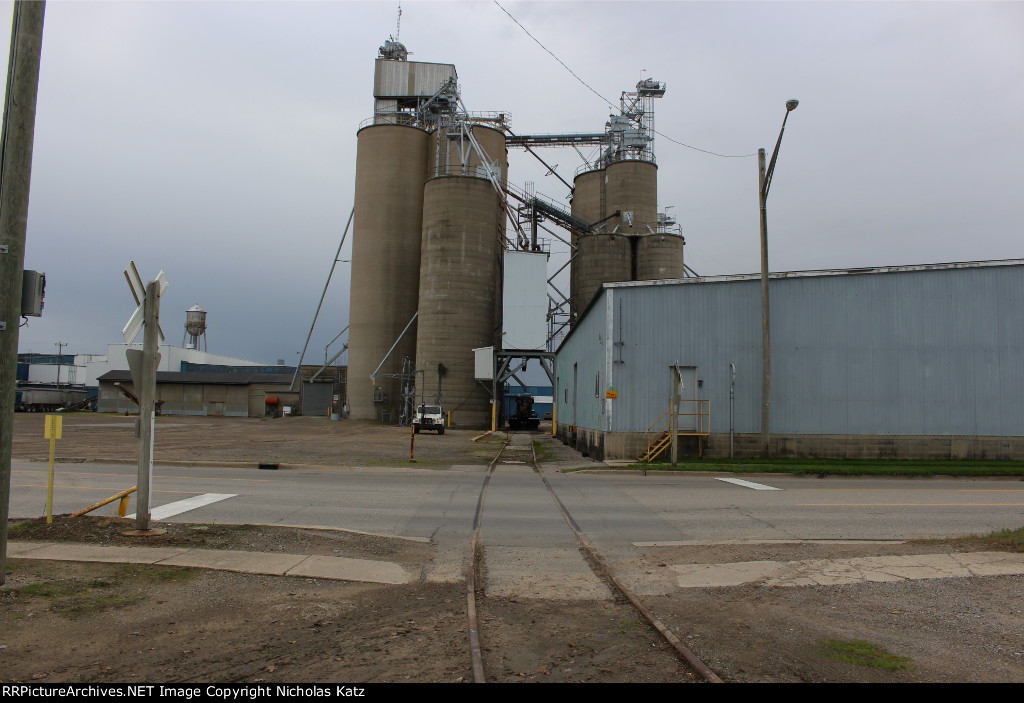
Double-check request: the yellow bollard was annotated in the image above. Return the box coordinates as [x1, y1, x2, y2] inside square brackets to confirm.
[71, 486, 138, 518]
[44, 415, 62, 524]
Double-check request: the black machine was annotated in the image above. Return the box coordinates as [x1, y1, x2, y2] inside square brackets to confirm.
[507, 394, 541, 431]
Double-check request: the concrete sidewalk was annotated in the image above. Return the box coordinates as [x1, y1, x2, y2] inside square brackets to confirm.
[6, 540, 411, 585]
[669, 551, 1024, 588]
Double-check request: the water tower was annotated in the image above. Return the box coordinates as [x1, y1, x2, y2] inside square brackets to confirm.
[184, 304, 208, 351]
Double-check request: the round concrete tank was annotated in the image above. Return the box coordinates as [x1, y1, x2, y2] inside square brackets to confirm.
[416, 176, 504, 427]
[636, 233, 686, 280]
[570, 169, 605, 323]
[347, 124, 429, 422]
[428, 124, 508, 183]
[571, 169, 604, 224]
[605, 160, 658, 234]
[573, 233, 632, 316]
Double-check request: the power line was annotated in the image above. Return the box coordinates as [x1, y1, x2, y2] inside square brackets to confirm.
[492, 0, 755, 159]
[491, 0, 616, 112]
[654, 129, 756, 159]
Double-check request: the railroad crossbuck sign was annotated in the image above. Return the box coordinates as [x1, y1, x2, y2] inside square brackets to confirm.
[122, 261, 167, 344]
[120, 261, 168, 531]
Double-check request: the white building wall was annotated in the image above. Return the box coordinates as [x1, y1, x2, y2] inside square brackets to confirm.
[83, 344, 268, 387]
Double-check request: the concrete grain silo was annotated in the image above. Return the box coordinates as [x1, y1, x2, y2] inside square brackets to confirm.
[570, 169, 604, 319]
[415, 124, 508, 427]
[347, 123, 429, 421]
[636, 233, 686, 280]
[605, 160, 658, 234]
[574, 233, 632, 316]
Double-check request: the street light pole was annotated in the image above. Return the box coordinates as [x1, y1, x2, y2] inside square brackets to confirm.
[758, 99, 798, 458]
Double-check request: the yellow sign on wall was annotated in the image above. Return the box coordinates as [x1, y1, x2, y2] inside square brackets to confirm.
[44, 414, 62, 439]
[605, 389, 618, 399]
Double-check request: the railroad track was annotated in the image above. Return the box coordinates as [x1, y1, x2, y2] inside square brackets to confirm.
[465, 431, 723, 683]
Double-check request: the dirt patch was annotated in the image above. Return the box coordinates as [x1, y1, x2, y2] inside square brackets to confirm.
[7, 516, 433, 565]
[11, 414, 498, 468]
[650, 575, 1024, 683]
[476, 596, 696, 683]
[3, 559, 468, 683]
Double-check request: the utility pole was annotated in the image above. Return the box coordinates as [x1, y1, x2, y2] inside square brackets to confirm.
[135, 281, 161, 532]
[0, 1, 46, 586]
[54, 340, 65, 394]
[758, 148, 771, 458]
[757, 99, 799, 459]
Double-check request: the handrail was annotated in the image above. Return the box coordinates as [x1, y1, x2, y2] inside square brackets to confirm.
[639, 400, 711, 463]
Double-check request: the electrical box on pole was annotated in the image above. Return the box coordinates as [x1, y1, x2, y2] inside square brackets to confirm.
[20, 270, 44, 316]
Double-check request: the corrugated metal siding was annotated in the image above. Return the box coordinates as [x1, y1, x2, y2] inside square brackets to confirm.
[557, 264, 1024, 436]
[554, 299, 607, 430]
[610, 279, 763, 433]
[373, 59, 456, 98]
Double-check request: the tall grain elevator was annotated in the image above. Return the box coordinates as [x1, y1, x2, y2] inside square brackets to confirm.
[347, 40, 508, 427]
[569, 79, 687, 322]
[347, 39, 686, 427]
[347, 41, 457, 422]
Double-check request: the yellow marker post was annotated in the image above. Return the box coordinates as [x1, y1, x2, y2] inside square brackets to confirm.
[44, 415, 62, 524]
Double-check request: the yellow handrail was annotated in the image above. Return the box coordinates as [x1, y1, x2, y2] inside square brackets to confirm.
[639, 400, 712, 463]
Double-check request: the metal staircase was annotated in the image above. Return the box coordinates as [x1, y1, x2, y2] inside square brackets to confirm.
[637, 410, 671, 463]
[637, 400, 711, 463]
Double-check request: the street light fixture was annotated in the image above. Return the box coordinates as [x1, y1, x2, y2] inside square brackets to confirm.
[758, 99, 798, 458]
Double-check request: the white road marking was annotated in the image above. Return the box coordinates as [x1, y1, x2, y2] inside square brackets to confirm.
[714, 477, 781, 491]
[129, 493, 236, 520]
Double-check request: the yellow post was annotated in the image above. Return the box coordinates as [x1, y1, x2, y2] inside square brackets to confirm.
[409, 423, 416, 463]
[551, 404, 557, 436]
[71, 486, 137, 518]
[44, 415, 62, 524]
[490, 401, 496, 433]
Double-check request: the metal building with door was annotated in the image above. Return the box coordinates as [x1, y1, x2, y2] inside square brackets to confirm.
[554, 260, 1024, 461]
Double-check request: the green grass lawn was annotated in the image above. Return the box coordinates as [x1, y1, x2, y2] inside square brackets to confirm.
[572, 456, 1024, 477]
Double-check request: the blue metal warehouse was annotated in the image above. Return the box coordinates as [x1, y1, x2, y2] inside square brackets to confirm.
[554, 259, 1024, 460]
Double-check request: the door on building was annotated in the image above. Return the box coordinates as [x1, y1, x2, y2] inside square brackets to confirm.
[672, 365, 698, 432]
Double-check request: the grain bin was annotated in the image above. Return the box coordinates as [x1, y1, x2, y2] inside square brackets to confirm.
[573, 233, 632, 316]
[570, 168, 605, 321]
[636, 232, 686, 280]
[347, 123, 429, 421]
[415, 124, 507, 427]
[605, 160, 658, 234]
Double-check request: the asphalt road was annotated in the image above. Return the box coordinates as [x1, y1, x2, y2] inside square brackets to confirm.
[10, 459, 1024, 544]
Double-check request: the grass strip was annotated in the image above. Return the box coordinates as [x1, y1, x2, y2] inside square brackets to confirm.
[820, 639, 912, 670]
[568, 457, 1024, 477]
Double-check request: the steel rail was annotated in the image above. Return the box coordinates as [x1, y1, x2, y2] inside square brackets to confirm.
[527, 439, 725, 684]
[465, 435, 508, 682]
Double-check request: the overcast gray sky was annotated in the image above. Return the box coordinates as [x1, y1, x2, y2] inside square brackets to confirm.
[10, 1, 1023, 365]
